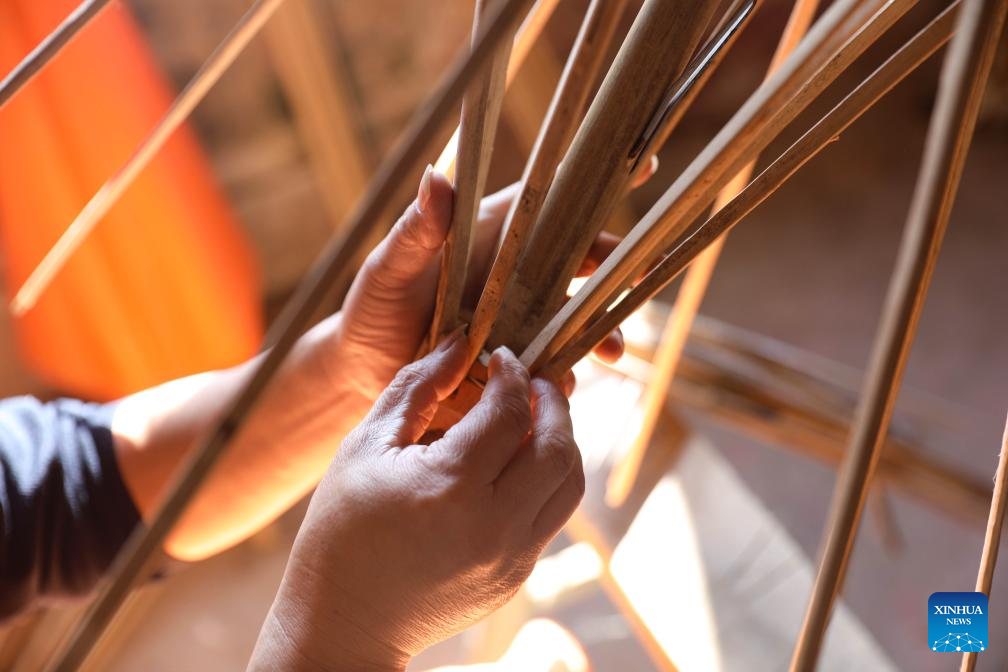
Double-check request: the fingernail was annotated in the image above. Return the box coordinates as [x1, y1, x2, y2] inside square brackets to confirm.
[435, 324, 467, 352]
[417, 164, 433, 213]
[492, 345, 516, 363]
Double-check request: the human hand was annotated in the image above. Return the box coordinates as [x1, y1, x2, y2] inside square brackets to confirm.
[328, 167, 626, 409]
[248, 336, 583, 671]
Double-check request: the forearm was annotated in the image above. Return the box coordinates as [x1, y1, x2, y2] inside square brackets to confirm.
[112, 313, 372, 561]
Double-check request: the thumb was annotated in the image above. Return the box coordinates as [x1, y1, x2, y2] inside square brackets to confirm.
[364, 165, 454, 289]
[360, 330, 468, 449]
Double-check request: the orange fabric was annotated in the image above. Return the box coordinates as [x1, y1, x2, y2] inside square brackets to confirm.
[0, 1, 263, 400]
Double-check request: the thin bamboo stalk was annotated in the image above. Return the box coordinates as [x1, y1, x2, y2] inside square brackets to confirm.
[487, 0, 727, 353]
[467, 0, 629, 363]
[790, 0, 1008, 667]
[10, 0, 290, 316]
[434, 0, 561, 177]
[606, 0, 820, 509]
[427, 0, 516, 347]
[521, 0, 916, 371]
[42, 1, 537, 669]
[544, 2, 958, 378]
[0, 0, 112, 109]
[960, 414, 1008, 672]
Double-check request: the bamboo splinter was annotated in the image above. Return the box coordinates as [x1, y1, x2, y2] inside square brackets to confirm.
[42, 1, 537, 668]
[606, 0, 820, 508]
[790, 0, 1008, 667]
[545, 2, 959, 377]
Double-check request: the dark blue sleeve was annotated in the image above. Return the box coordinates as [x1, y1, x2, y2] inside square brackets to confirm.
[0, 396, 140, 620]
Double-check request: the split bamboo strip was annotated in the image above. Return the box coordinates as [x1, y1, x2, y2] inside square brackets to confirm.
[627, 0, 758, 183]
[545, 2, 958, 378]
[790, 0, 1008, 667]
[428, 0, 516, 346]
[467, 0, 628, 363]
[522, 0, 916, 371]
[0, 0, 111, 109]
[10, 0, 290, 316]
[434, 0, 561, 177]
[43, 1, 537, 668]
[487, 0, 726, 352]
[606, 0, 820, 508]
[960, 414, 1008, 672]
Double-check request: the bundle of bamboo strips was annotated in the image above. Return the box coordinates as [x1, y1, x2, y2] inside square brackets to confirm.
[2, 0, 1001, 669]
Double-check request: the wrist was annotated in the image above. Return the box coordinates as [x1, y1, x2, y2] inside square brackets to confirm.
[253, 574, 409, 672]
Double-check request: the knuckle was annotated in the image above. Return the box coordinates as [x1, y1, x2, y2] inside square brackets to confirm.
[495, 392, 532, 432]
[392, 362, 431, 393]
[541, 429, 577, 475]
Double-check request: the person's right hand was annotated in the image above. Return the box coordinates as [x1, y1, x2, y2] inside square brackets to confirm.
[248, 333, 584, 672]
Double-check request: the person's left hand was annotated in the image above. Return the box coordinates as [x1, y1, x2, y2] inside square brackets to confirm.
[323, 167, 625, 412]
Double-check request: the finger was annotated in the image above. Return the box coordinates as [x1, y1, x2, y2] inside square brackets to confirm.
[591, 328, 624, 364]
[359, 330, 469, 449]
[532, 445, 585, 542]
[628, 155, 659, 190]
[434, 346, 531, 481]
[493, 379, 579, 524]
[359, 165, 454, 291]
[576, 231, 621, 277]
[561, 371, 575, 397]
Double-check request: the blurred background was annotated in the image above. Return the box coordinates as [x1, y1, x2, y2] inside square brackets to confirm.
[0, 0, 1006, 669]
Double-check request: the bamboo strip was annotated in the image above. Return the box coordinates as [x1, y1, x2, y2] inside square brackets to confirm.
[487, 0, 726, 352]
[606, 0, 820, 508]
[10, 0, 291, 316]
[467, 0, 628, 363]
[428, 0, 516, 346]
[521, 0, 916, 371]
[626, 0, 759, 184]
[42, 1, 537, 669]
[434, 0, 561, 178]
[544, 2, 958, 378]
[0, 0, 112, 109]
[790, 0, 1008, 667]
[960, 414, 1008, 672]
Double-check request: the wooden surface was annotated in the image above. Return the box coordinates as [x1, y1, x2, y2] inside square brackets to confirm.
[791, 0, 1008, 667]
